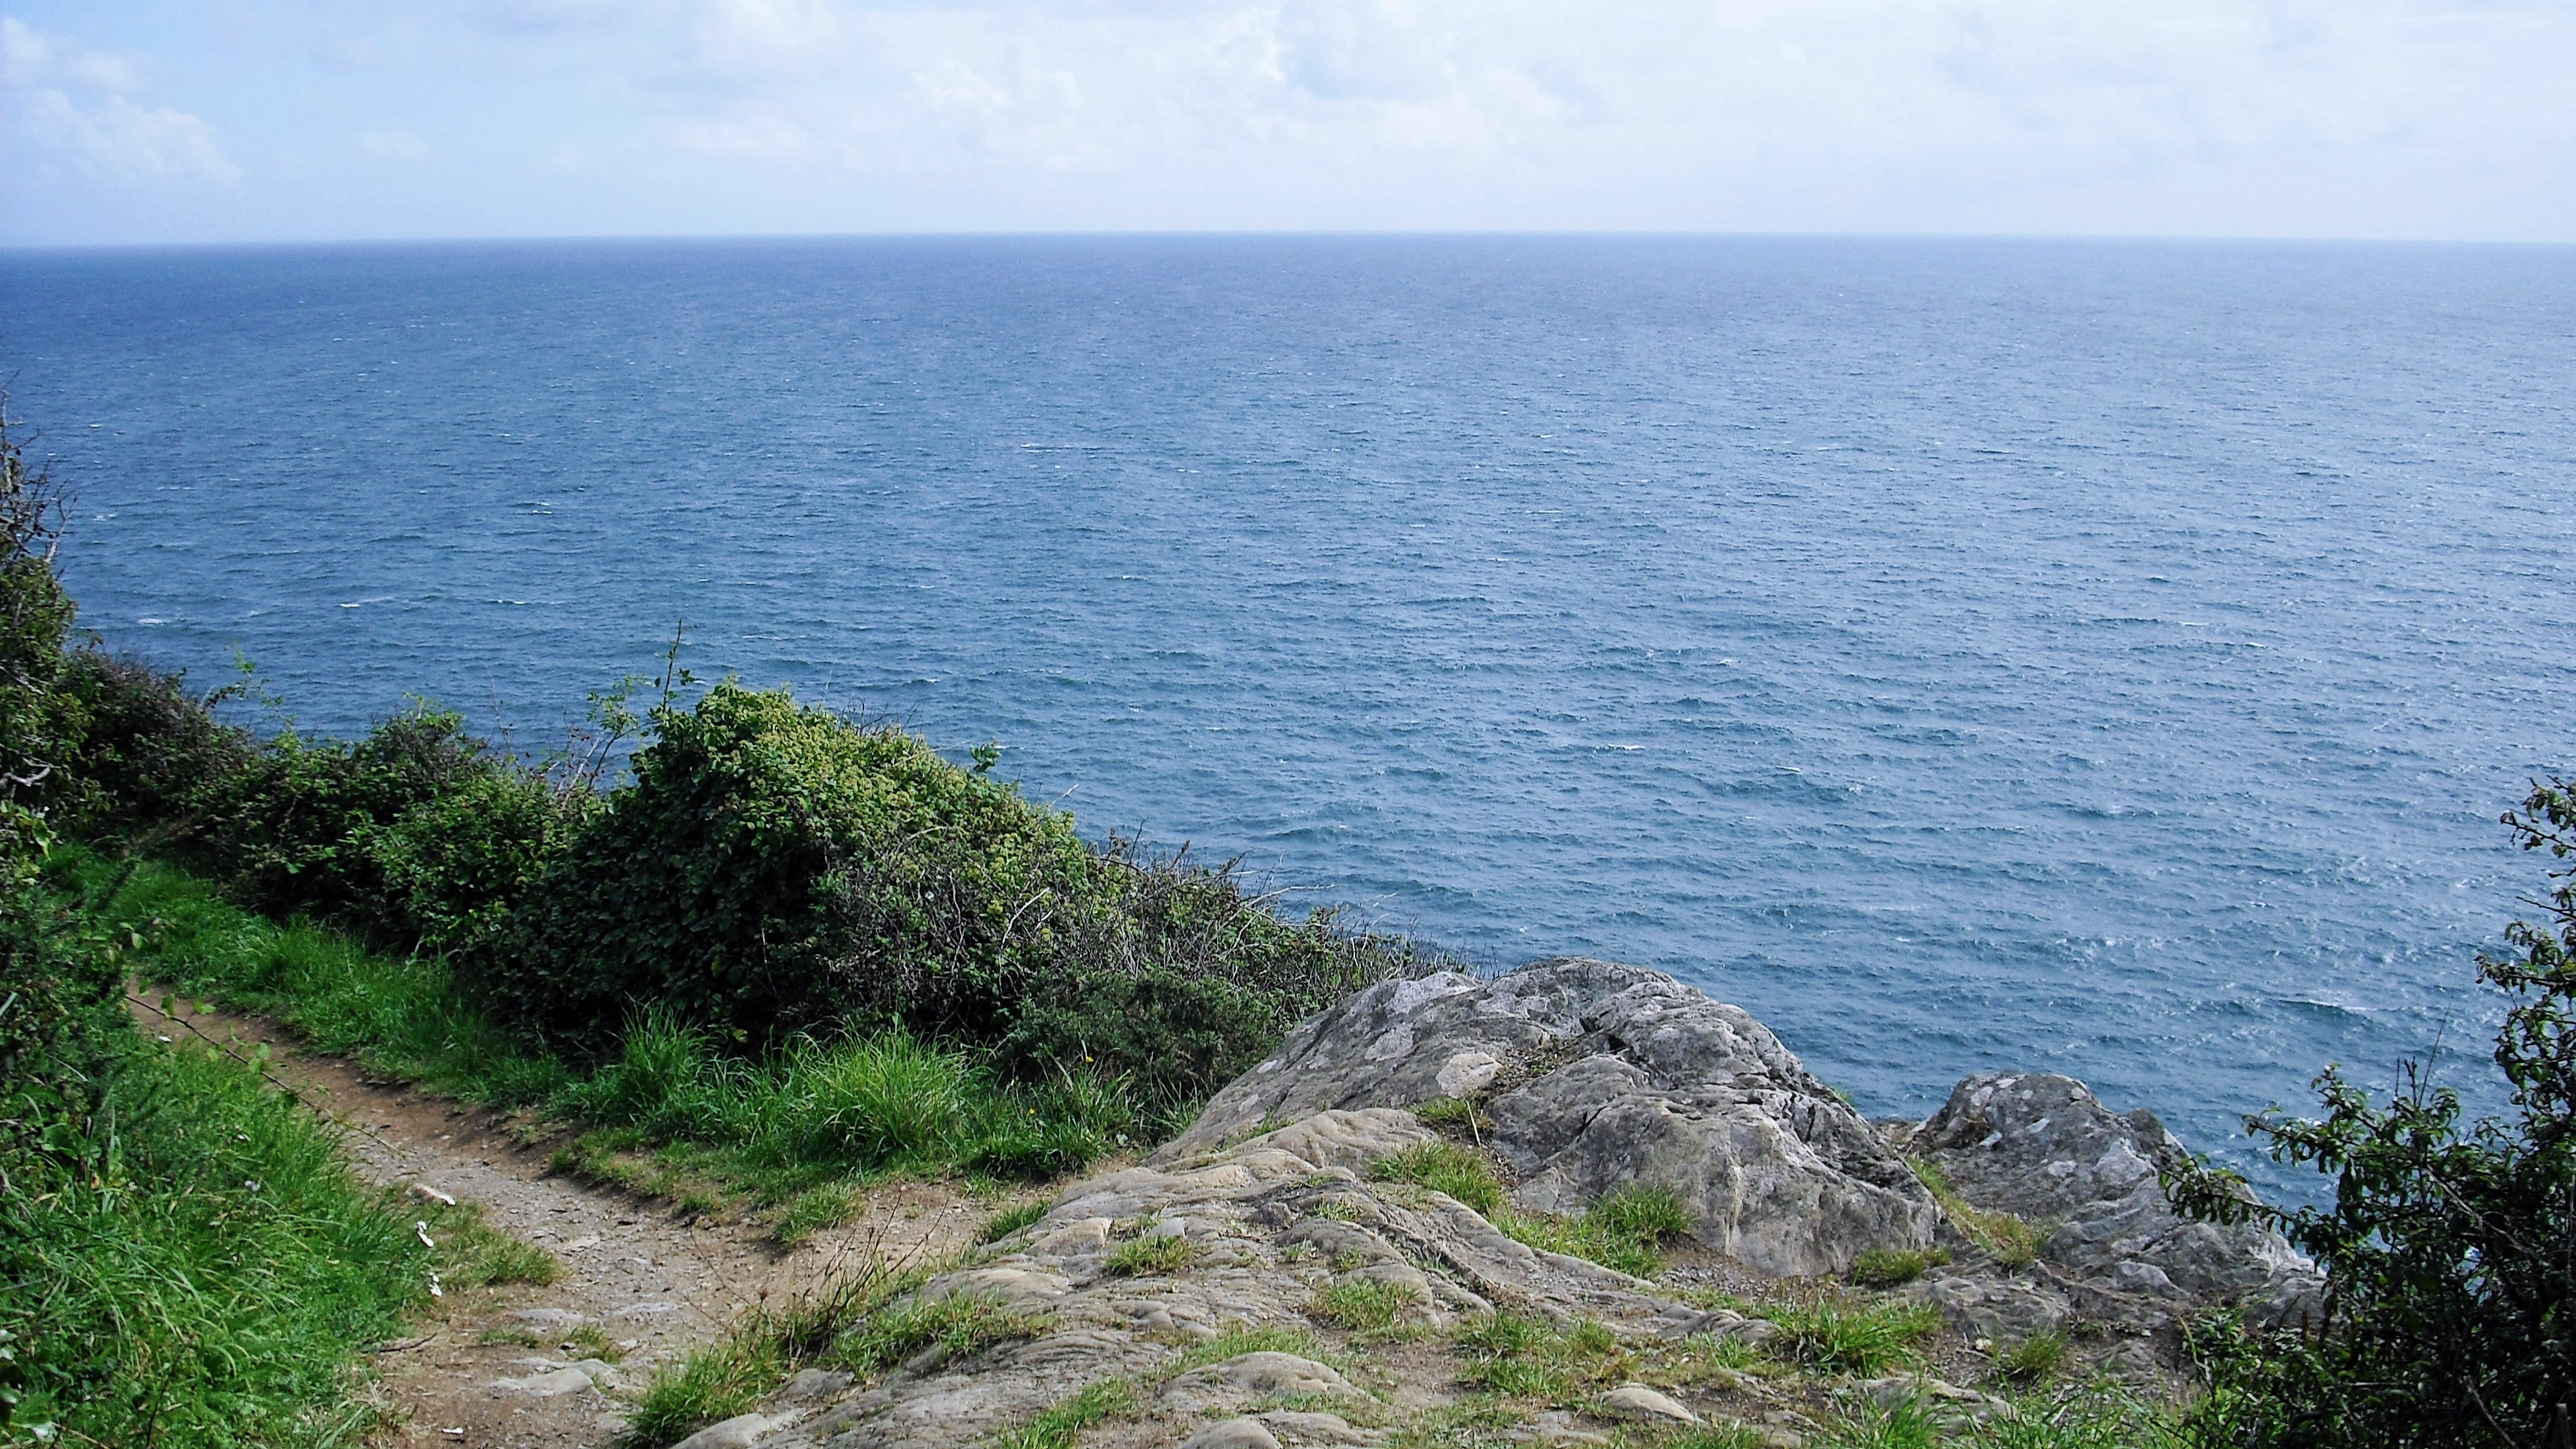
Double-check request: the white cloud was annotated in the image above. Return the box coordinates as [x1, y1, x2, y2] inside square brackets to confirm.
[1, 15, 238, 184]
[9, 0, 2574, 239]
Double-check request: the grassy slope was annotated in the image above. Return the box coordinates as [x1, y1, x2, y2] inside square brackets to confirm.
[4, 897, 555, 1446]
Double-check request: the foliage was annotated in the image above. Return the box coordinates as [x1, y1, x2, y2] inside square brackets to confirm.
[0, 406, 78, 807]
[2167, 777, 2576, 1448]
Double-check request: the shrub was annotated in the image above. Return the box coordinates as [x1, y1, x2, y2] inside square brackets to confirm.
[2168, 777, 2576, 1448]
[498, 682, 1108, 1043]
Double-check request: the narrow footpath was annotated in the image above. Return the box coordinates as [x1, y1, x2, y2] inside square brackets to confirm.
[124, 990, 989, 1449]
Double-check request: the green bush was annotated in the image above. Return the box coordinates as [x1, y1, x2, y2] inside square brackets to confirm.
[496, 683, 1106, 1042]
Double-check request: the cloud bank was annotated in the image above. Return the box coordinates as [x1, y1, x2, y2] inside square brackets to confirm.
[2, 0, 2572, 243]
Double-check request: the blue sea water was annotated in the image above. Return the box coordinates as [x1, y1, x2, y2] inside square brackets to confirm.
[6, 235, 2574, 1199]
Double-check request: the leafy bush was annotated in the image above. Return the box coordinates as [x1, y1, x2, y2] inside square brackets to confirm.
[497, 682, 1107, 1042]
[2168, 777, 2576, 1448]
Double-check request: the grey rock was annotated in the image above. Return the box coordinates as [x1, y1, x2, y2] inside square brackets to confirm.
[1259, 1411, 1384, 1446]
[1598, 1383, 1699, 1424]
[673, 1414, 788, 1449]
[1159, 959, 1938, 1276]
[489, 1358, 615, 1397]
[1911, 1072, 2322, 1326]
[1182, 1418, 1285, 1449]
[1161, 1352, 1363, 1414]
[1908, 1272, 2068, 1342]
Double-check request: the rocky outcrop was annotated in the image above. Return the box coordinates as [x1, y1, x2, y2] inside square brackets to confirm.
[704, 1107, 1767, 1449]
[1890, 1072, 2322, 1343]
[669, 963, 2326, 1449]
[1158, 958, 1937, 1277]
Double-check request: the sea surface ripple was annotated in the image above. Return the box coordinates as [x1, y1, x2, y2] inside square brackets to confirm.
[7, 235, 2574, 1199]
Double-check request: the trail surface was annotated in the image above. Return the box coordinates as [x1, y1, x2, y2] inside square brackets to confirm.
[125, 990, 984, 1449]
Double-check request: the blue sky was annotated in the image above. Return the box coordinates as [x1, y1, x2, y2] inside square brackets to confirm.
[4, 1, 2572, 245]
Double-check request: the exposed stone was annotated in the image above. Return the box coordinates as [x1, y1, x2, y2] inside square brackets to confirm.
[1159, 958, 1938, 1276]
[487, 1358, 615, 1397]
[1181, 1418, 1284, 1449]
[1160, 1352, 1363, 1415]
[1904, 1072, 2323, 1334]
[1598, 1383, 1698, 1424]
[1258, 1411, 1384, 1446]
[673, 1414, 789, 1449]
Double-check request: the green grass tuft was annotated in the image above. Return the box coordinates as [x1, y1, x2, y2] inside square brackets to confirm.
[990, 1378, 1136, 1449]
[1758, 1298, 1943, 1377]
[1907, 1157, 2046, 1266]
[1495, 1184, 1695, 1279]
[1993, 1330, 2068, 1383]
[1101, 1232, 1201, 1277]
[978, 1196, 1052, 1243]
[1848, 1245, 1952, 1289]
[1370, 1140, 1505, 1214]
[1309, 1277, 1426, 1333]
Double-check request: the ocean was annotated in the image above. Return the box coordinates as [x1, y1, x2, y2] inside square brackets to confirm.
[7, 234, 2572, 1198]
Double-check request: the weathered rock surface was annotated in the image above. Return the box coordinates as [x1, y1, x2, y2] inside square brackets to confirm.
[1158, 958, 1937, 1277]
[716, 1103, 1760, 1448]
[1892, 1071, 2322, 1338]
[673, 964, 2327, 1449]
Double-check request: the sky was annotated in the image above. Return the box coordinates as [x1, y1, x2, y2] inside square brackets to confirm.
[2, 1, 2572, 246]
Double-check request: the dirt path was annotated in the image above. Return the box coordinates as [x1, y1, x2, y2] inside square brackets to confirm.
[125, 989, 992, 1449]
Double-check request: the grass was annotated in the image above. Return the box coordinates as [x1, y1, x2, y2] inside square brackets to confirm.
[1812, 1393, 1945, 1449]
[1372, 1140, 1506, 1214]
[1907, 1157, 2046, 1267]
[980, 1197, 1052, 1243]
[1413, 1095, 1494, 1139]
[1311, 1277, 1427, 1333]
[1365, 1142, 1697, 1280]
[1848, 1245, 1952, 1288]
[1993, 1331, 2068, 1383]
[2, 1020, 452, 1447]
[1963, 1387, 2186, 1448]
[990, 1378, 1137, 1449]
[1758, 1297, 1943, 1376]
[70, 851, 1144, 1235]
[1102, 1232, 1201, 1276]
[836, 1292, 1051, 1371]
[1497, 1185, 1695, 1279]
